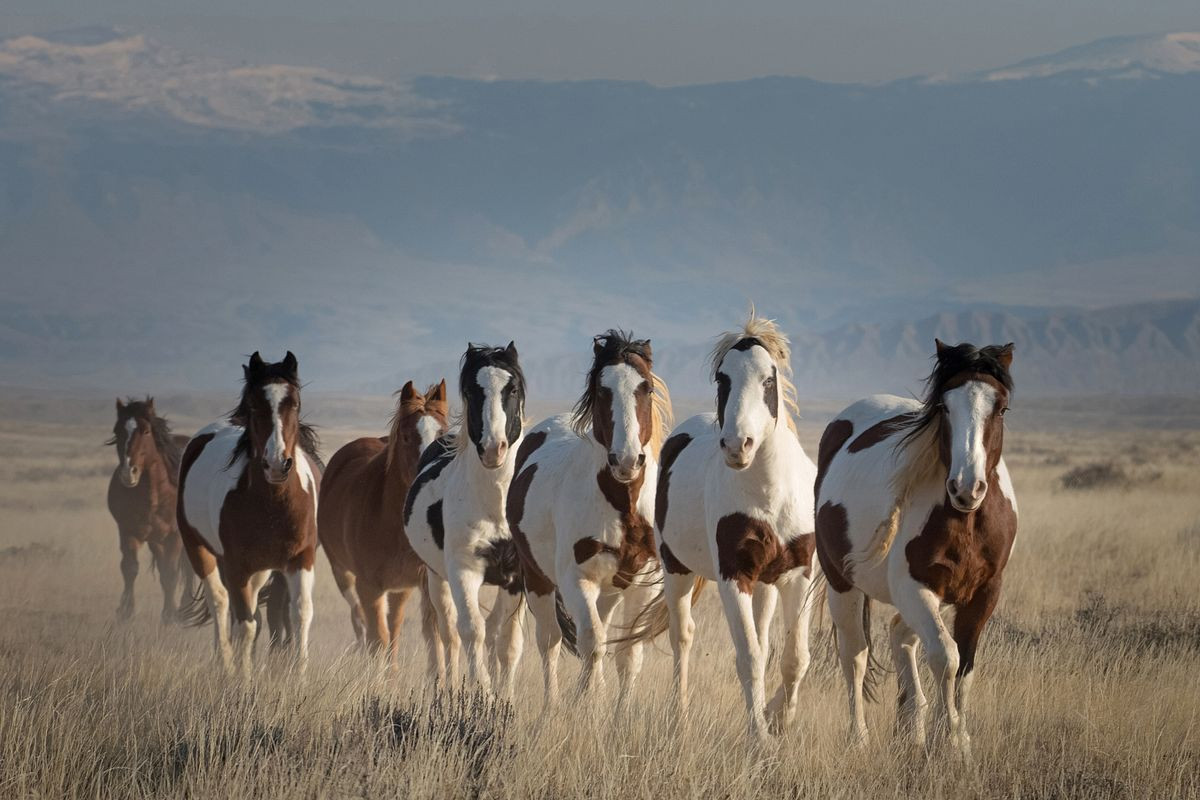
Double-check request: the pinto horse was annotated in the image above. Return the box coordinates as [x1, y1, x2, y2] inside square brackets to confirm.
[507, 331, 672, 709]
[319, 380, 451, 673]
[177, 351, 321, 676]
[815, 340, 1017, 754]
[107, 397, 194, 622]
[628, 313, 819, 741]
[405, 342, 528, 695]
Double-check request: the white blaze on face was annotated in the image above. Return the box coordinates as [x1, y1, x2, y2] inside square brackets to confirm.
[262, 383, 291, 470]
[476, 366, 512, 466]
[416, 413, 442, 455]
[122, 418, 138, 469]
[942, 381, 998, 511]
[599, 363, 646, 479]
[719, 345, 777, 466]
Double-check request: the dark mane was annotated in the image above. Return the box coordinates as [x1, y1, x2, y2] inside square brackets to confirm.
[898, 341, 1015, 452]
[459, 343, 526, 404]
[107, 397, 184, 487]
[571, 329, 652, 434]
[227, 359, 322, 468]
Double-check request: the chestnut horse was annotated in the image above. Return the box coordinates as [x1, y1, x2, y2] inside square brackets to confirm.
[319, 380, 452, 674]
[815, 340, 1017, 755]
[178, 351, 322, 676]
[106, 397, 194, 622]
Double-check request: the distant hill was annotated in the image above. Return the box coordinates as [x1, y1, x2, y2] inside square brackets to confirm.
[0, 28, 1197, 395]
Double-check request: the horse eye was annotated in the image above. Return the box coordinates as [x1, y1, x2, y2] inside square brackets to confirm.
[763, 376, 776, 387]
[999, 407, 1009, 416]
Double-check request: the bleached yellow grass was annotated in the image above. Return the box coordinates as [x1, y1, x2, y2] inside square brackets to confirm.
[1, 414, 1198, 799]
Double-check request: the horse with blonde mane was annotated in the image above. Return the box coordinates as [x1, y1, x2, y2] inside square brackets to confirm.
[815, 340, 1017, 755]
[626, 312, 819, 742]
[506, 330, 672, 709]
[318, 380, 452, 675]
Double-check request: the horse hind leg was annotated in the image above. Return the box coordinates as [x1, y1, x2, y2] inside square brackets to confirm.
[151, 541, 179, 625]
[386, 588, 415, 672]
[176, 545, 195, 620]
[826, 584, 871, 746]
[664, 571, 698, 716]
[526, 590, 563, 708]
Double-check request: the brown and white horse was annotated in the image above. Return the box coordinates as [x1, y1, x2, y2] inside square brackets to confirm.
[177, 352, 322, 676]
[815, 340, 1017, 754]
[319, 380, 451, 673]
[106, 397, 194, 622]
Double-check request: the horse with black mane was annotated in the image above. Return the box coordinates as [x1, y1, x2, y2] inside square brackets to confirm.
[177, 351, 322, 676]
[107, 397, 194, 622]
[815, 340, 1018, 755]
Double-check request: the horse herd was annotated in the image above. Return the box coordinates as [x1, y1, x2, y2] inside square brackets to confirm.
[106, 313, 1018, 753]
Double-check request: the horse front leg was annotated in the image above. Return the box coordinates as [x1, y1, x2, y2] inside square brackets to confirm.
[716, 578, 771, 743]
[491, 588, 526, 699]
[231, 569, 272, 679]
[448, 565, 492, 693]
[117, 533, 142, 621]
[150, 541, 179, 625]
[287, 564, 315, 674]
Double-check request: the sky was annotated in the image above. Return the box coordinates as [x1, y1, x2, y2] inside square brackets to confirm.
[3, 0, 1200, 84]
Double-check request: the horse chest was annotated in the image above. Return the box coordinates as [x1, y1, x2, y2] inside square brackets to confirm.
[905, 492, 1016, 605]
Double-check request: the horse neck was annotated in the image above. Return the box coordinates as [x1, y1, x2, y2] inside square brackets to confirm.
[383, 453, 417, 513]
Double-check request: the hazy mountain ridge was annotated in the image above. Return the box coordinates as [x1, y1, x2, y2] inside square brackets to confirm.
[0, 28, 1197, 396]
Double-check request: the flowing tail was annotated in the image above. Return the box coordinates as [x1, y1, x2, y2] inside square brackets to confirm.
[177, 571, 291, 647]
[607, 577, 707, 648]
[554, 591, 579, 657]
[180, 582, 210, 627]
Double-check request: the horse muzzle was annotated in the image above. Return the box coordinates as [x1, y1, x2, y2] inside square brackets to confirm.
[263, 457, 294, 484]
[479, 439, 508, 470]
[119, 466, 141, 488]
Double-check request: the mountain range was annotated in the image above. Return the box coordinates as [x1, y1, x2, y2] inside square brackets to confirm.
[0, 27, 1197, 397]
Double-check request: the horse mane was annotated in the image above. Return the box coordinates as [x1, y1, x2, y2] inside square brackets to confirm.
[227, 363, 321, 469]
[708, 309, 800, 433]
[385, 383, 444, 473]
[107, 397, 184, 487]
[847, 340, 1016, 575]
[570, 329, 673, 458]
[446, 343, 527, 454]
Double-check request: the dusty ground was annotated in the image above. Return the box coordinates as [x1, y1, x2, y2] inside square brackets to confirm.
[0, 392, 1198, 798]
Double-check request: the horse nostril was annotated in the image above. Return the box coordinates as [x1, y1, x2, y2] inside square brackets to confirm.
[608, 453, 619, 467]
[282, 458, 294, 472]
[719, 438, 728, 451]
[974, 480, 988, 497]
[636, 453, 646, 467]
[947, 479, 960, 496]
[743, 437, 753, 451]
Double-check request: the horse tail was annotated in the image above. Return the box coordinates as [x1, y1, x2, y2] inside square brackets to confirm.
[608, 576, 706, 648]
[555, 590, 579, 657]
[260, 572, 291, 650]
[861, 596, 886, 703]
[418, 569, 438, 642]
[180, 583, 211, 627]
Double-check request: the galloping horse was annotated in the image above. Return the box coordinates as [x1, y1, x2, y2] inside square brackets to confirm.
[815, 340, 1017, 754]
[631, 313, 819, 741]
[405, 343, 528, 695]
[319, 380, 451, 674]
[177, 352, 321, 676]
[107, 397, 194, 622]
[507, 331, 672, 708]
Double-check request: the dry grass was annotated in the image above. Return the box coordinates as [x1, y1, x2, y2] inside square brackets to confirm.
[1, 405, 1199, 799]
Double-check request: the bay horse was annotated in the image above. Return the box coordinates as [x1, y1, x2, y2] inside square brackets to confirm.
[177, 351, 322, 676]
[628, 312, 819, 741]
[318, 379, 452, 674]
[507, 330, 672, 709]
[404, 342, 528, 696]
[815, 340, 1017, 755]
[106, 397, 194, 622]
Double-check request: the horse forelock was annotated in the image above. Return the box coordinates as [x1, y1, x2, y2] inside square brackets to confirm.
[448, 343, 526, 454]
[386, 383, 449, 472]
[571, 330, 673, 458]
[227, 361, 321, 469]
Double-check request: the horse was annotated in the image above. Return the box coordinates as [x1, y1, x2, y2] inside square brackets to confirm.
[318, 379, 452, 675]
[506, 330, 672, 709]
[404, 342, 528, 696]
[814, 340, 1017, 755]
[627, 312, 819, 741]
[177, 351, 322, 676]
[106, 397, 194, 622]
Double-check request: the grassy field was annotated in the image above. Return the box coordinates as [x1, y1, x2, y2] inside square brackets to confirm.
[0, 396, 1198, 798]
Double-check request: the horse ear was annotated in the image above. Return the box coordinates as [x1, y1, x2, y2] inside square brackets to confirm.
[115, 397, 125, 413]
[145, 397, 155, 414]
[934, 339, 951, 360]
[593, 335, 604, 356]
[642, 339, 653, 362]
[429, 379, 448, 403]
[505, 341, 518, 360]
[282, 351, 298, 377]
[400, 380, 418, 402]
[996, 343, 1015, 370]
[247, 351, 265, 375]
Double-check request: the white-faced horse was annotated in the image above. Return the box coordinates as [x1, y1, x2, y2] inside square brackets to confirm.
[507, 331, 672, 709]
[177, 351, 321, 676]
[815, 340, 1017, 754]
[631, 313, 818, 741]
[404, 342, 528, 695]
